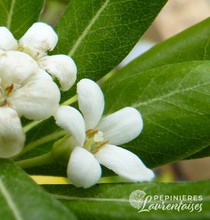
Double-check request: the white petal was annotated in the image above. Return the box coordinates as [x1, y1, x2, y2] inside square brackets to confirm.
[0, 27, 18, 50]
[77, 79, 104, 129]
[39, 55, 77, 91]
[0, 107, 25, 158]
[19, 22, 58, 58]
[97, 107, 143, 145]
[9, 69, 60, 120]
[67, 147, 101, 188]
[95, 144, 154, 182]
[54, 106, 86, 146]
[0, 51, 38, 87]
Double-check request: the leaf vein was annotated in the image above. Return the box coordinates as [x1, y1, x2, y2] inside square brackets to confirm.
[53, 193, 210, 203]
[7, 0, 16, 29]
[0, 1, 9, 16]
[133, 82, 210, 108]
[53, 194, 128, 202]
[204, 37, 210, 60]
[68, 0, 110, 56]
[143, 116, 187, 139]
[0, 178, 23, 220]
[162, 99, 210, 121]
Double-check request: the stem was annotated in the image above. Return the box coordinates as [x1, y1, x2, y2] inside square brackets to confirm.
[99, 176, 130, 183]
[16, 151, 54, 169]
[52, 134, 73, 165]
[23, 120, 42, 133]
[61, 94, 77, 106]
[15, 130, 67, 158]
[97, 70, 115, 85]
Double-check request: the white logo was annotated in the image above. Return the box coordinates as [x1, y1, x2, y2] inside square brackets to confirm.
[129, 190, 203, 213]
[129, 190, 146, 210]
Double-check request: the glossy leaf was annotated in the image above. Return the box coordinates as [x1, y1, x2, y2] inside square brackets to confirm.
[109, 17, 210, 82]
[44, 180, 210, 220]
[102, 17, 210, 163]
[55, 0, 167, 80]
[0, 0, 44, 38]
[102, 61, 210, 168]
[0, 159, 76, 220]
[185, 145, 210, 160]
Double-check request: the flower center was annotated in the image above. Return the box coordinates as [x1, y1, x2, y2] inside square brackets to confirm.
[84, 129, 108, 154]
[0, 81, 14, 106]
[18, 44, 40, 60]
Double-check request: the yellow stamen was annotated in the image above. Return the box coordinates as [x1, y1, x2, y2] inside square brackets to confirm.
[92, 140, 109, 154]
[5, 84, 14, 95]
[86, 129, 99, 136]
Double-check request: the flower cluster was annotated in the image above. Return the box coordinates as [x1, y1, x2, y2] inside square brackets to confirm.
[0, 22, 77, 157]
[0, 22, 154, 188]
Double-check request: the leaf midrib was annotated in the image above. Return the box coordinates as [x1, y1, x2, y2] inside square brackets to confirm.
[7, 0, 16, 29]
[53, 194, 210, 203]
[133, 82, 210, 108]
[53, 194, 128, 202]
[68, 0, 110, 56]
[0, 178, 23, 220]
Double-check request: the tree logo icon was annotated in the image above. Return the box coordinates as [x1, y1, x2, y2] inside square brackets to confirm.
[129, 190, 146, 210]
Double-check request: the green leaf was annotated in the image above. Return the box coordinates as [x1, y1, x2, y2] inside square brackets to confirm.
[185, 145, 210, 160]
[102, 61, 210, 168]
[0, 159, 76, 220]
[0, 0, 44, 38]
[55, 0, 167, 80]
[108, 17, 210, 83]
[44, 180, 210, 219]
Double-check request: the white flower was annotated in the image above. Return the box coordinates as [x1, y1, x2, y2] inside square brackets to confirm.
[19, 22, 77, 91]
[0, 22, 77, 91]
[0, 50, 60, 157]
[0, 107, 25, 158]
[19, 22, 58, 58]
[54, 79, 154, 188]
[0, 27, 18, 50]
